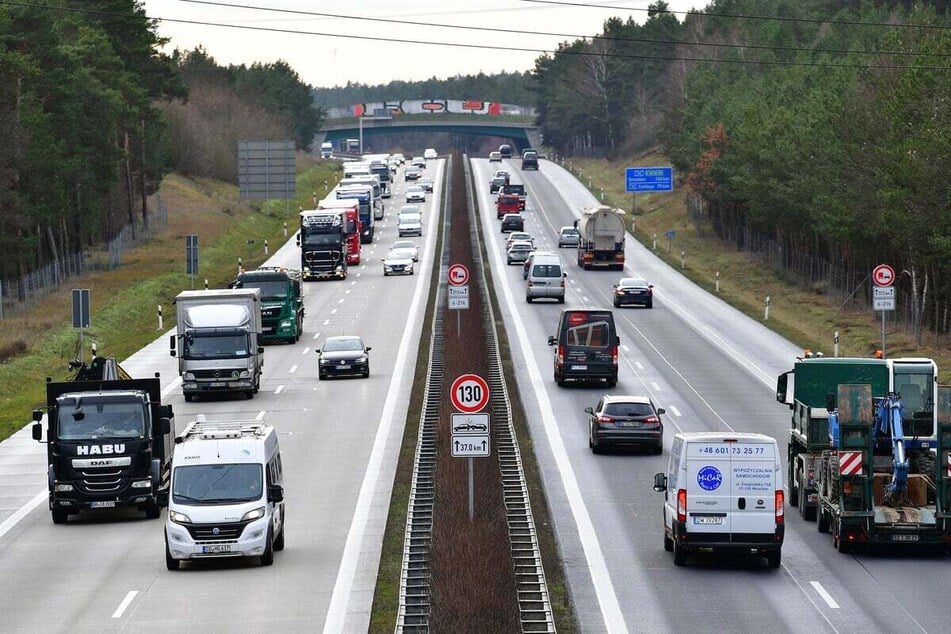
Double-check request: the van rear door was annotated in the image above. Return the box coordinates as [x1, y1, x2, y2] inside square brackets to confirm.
[685, 441, 732, 535]
[729, 440, 778, 535]
[562, 310, 616, 372]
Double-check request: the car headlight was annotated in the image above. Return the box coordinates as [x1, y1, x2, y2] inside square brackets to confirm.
[241, 506, 266, 522]
[356, 356, 368, 363]
[169, 510, 191, 524]
[319, 358, 331, 365]
[131, 479, 152, 489]
[183, 372, 195, 381]
[54, 483, 74, 492]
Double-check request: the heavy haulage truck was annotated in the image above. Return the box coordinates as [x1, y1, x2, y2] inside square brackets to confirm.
[231, 267, 304, 344]
[575, 205, 626, 270]
[776, 356, 951, 552]
[32, 355, 174, 524]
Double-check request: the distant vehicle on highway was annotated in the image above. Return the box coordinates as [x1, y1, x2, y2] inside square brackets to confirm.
[317, 335, 371, 379]
[506, 240, 534, 265]
[498, 143, 513, 158]
[405, 186, 426, 203]
[382, 248, 415, 276]
[404, 167, 422, 181]
[390, 240, 419, 261]
[613, 277, 653, 308]
[424, 148, 438, 160]
[548, 309, 619, 386]
[500, 213, 524, 233]
[489, 151, 502, 162]
[557, 226, 580, 248]
[418, 177, 434, 192]
[411, 156, 426, 168]
[585, 395, 664, 455]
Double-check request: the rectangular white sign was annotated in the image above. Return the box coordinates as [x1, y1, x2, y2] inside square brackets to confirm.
[451, 413, 490, 435]
[873, 287, 895, 299]
[873, 298, 895, 311]
[448, 285, 469, 298]
[448, 296, 469, 310]
[452, 435, 490, 457]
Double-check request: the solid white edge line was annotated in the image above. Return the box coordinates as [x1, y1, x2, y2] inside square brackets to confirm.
[275, 385, 285, 395]
[322, 159, 443, 633]
[111, 590, 138, 619]
[810, 582, 840, 609]
[669, 405, 682, 417]
[256, 410, 266, 421]
[477, 161, 628, 632]
[0, 490, 48, 541]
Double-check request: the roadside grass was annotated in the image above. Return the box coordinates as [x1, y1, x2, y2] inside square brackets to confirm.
[0, 158, 340, 441]
[566, 154, 951, 381]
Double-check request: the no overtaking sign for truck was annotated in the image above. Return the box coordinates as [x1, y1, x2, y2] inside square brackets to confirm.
[448, 263, 469, 286]
[872, 264, 895, 287]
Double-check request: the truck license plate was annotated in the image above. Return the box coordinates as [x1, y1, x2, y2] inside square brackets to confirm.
[90, 501, 116, 509]
[892, 534, 919, 542]
[200, 544, 232, 554]
[692, 516, 723, 525]
[208, 382, 225, 388]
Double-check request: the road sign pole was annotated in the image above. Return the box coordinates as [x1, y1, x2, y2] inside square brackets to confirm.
[882, 311, 886, 358]
[468, 457, 474, 523]
[457, 310, 461, 337]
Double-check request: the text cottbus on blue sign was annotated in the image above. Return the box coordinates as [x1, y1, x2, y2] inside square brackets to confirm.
[626, 167, 673, 192]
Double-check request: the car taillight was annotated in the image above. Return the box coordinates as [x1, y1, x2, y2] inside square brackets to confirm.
[560, 278, 565, 288]
[596, 415, 615, 425]
[557, 345, 565, 365]
[643, 416, 659, 424]
[775, 490, 784, 524]
[612, 345, 618, 366]
[527, 281, 534, 287]
[677, 489, 687, 523]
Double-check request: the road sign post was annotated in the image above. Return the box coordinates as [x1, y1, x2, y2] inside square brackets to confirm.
[186, 234, 199, 289]
[872, 263, 896, 357]
[447, 265, 470, 335]
[450, 376, 490, 522]
[71, 289, 90, 363]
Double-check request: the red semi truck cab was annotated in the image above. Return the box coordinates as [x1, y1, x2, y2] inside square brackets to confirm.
[317, 198, 362, 264]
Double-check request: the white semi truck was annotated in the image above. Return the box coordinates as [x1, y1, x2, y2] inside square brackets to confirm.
[170, 289, 264, 401]
[575, 205, 626, 270]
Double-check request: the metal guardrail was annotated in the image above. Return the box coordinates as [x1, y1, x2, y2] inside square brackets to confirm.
[463, 156, 556, 633]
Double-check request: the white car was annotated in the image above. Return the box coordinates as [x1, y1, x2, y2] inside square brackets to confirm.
[411, 156, 425, 168]
[489, 151, 502, 162]
[390, 240, 419, 261]
[424, 148, 438, 160]
[505, 231, 534, 249]
[399, 204, 422, 218]
[382, 248, 416, 276]
[506, 240, 535, 265]
[406, 186, 426, 203]
[398, 213, 422, 237]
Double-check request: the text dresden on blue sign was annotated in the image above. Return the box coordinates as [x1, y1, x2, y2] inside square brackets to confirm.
[625, 166, 673, 192]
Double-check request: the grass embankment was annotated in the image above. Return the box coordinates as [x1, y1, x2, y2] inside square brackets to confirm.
[565, 154, 951, 382]
[0, 159, 341, 441]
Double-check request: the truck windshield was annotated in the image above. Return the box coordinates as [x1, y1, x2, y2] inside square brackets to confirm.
[57, 399, 146, 440]
[301, 232, 341, 247]
[183, 333, 250, 359]
[236, 279, 286, 300]
[172, 463, 262, 505]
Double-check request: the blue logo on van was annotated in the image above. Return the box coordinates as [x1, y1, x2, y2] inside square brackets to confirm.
[697, 466, 722, 491]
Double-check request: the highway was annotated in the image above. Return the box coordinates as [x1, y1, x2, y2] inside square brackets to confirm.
[0, 159, 445, 633]
[473, 157, 946, 633]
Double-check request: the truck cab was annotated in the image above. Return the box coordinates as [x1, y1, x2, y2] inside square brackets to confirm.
[231, 267, 303, 344]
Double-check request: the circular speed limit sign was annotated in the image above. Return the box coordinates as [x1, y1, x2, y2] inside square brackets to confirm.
[450, 374, 490, 413]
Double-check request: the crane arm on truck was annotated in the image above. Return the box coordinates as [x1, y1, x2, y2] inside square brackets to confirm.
[878, 394, 911, 506]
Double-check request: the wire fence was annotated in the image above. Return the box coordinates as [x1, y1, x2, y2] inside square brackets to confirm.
[0, 196, 168, 318]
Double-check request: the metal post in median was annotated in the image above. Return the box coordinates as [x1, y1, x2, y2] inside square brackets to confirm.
[450, 375, 491, 523]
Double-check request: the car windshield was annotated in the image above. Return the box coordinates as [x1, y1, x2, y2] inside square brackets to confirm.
[172, 463, 262, 505]
[323, 338, 363, 352]
[400, 207, 420, 214]
[183, 333, 249, 359]
[561, 228, 578, 236]
[400, 214, 421, 223]
[603, 402, 654, 417]
[388, 249, 414, 260]
[619, 278, 648, 288]
[392, 241, 415, 250]
[57, 399, 146, 440]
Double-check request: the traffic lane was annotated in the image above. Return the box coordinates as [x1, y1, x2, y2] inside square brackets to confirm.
[0, 163, 443, 632]
[473, 159, 845, 632]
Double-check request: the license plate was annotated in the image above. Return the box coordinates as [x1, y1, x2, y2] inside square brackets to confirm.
[208, 382, 225, 388]
[571, 365, 587, 370]
[90, 501, 116, 509]
[338, 364, 351, 370]
[620, 421, 642, 427]
[200, 544, 232, 554]
[892, 534, 919, 542]
[692, 516, 723, 525]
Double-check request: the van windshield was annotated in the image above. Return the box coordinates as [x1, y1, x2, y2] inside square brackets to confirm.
[172, 463, 263, 505]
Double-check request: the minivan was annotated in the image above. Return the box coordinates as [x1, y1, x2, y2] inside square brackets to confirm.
[164, 419, 285, 569]
[526, 256, 566, 303]
[547, 309, 619, 386]
[653, 432, 784, 568]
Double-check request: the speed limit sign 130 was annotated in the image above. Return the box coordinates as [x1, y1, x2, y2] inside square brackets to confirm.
[450, 373, 490, 413]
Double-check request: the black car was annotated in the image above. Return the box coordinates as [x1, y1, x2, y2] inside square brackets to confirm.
[586, 395, 664, 454]
[613, 277, 653, 308]
[317, 336, 371, 379]
[500, 213, 524, 233]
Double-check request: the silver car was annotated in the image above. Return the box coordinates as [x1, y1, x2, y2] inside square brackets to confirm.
[557, 226, 580, 248]
[390, 240, 419, 262]
[406, 186, 426, 203]
[506, 240, 534, 265]
[382, 248, 415, 276]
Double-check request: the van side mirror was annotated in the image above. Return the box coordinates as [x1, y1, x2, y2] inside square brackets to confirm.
[268, 485, 284, 503]
[32, 423, 43, 442]
[257, 347, 264, 354]
[366, 347, 372, 352]
[584, 407, 594, 415]
[615, 336, 621, 346]
[653, 472, 667, 492]
[547, 336, 556, 347]
[161, 404, 174, 419]
[32, 409, 43, 422]
[169, 335, 176, 357]
[157, 417, 171, 435]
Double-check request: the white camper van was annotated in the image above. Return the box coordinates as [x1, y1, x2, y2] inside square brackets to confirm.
[653, 432, 784, 568]
[164, 419, 284, 569]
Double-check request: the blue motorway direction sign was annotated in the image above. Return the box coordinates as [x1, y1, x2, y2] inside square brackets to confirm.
[626, 167, 673, 192]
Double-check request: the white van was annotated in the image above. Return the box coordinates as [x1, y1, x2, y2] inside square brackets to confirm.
[653, 432, 784, 568]
[525, 254, 566, 303]
[423, 148, 438, 160]
[164, 419, 285, 569]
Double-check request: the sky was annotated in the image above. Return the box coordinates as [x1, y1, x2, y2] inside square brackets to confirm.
[142, 0, 702, 88]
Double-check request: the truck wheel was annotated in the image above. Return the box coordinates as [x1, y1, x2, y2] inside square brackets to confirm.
[51, 508, 68, 525]
[145, 502, 161, 520]
[817, 507, 830, 533]
[165, 535, 181, 570]
[260, 527, 275, 566]
[766, 548, 781, 569]
[183, 393, 193, 403]
[672, 539, 687, 566]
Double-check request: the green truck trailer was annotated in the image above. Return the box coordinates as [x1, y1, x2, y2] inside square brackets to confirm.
[231, 267, 304, 343]
[776, 356, 951, 552]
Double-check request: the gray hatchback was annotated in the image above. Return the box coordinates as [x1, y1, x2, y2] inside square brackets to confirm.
[586, 395, 664, 454]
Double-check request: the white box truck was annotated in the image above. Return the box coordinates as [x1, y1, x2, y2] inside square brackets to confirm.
[164, 418, 284, 569]
[170, 289, 264, 401]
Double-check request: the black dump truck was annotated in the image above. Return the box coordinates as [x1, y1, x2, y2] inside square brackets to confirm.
[32, 356, 174, 524]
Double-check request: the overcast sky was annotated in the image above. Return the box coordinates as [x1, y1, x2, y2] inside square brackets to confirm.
[143, 0, 701, 88]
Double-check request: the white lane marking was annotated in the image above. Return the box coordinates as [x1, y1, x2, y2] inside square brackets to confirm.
[313, 332, 321, 340]
[331, 308, 338, 315]
[582, 295, 589, 303]
[0, 490, 47, 541]
[356, 273, 362, 278]
[351, 281, 357, 286]
[302, 347, 310, 355]
[323, 319, 330, 325]
[474, 162, 628, 632]
[634, 361, 644, 370]
[275, 385, 285, 395]
[651, 381, 661, 391]
[345, 290, 351, 295]
[669, 405, 682, 417]
[160, 376, 183, 399]
[810, 582, 840, 609]
[256, 410, 266, 420]
[111, 590, 138, 619]
[621, 345, 630, 353]
[289, 365, 298, 374]
[339, 298, 345, 303]
[324, 158, 444, 633]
